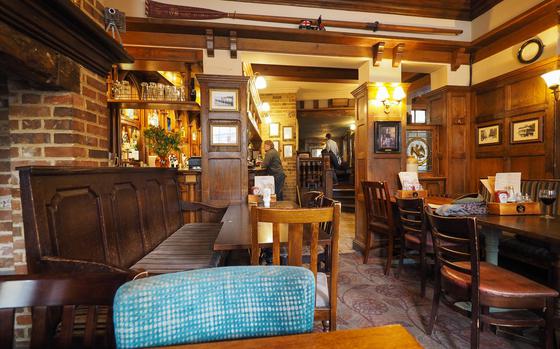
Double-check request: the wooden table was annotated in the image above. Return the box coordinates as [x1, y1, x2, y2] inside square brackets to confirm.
[214, 201, 331, 251]
[158, 325, 422, 349]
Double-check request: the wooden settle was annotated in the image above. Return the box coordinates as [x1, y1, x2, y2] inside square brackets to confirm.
[19, 167, 224, 275]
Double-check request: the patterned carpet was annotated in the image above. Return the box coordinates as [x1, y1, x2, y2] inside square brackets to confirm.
[336, 251, 537, 349]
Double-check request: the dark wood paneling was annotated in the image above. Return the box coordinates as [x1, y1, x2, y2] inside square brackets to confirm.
[470, 58, 557, 189]
[252, 63, 358, 83]
[112, 183, 145, 267]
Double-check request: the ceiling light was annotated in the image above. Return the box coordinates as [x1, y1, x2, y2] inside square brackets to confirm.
[261, 102, 270, 112]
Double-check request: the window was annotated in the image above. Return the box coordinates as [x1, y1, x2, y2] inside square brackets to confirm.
[410, 109, 426, 124]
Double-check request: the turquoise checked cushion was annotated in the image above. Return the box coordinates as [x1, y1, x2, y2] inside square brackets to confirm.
[113, 266, 315, 348]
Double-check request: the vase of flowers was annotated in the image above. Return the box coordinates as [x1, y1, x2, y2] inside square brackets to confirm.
[143, 126, 181, 168]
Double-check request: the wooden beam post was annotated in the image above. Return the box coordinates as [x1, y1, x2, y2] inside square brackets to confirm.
[372, 42, 385, 67]
[392, 43, 405, 68]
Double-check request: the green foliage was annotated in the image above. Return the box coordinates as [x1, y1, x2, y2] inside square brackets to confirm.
[143, 126, 181, 158]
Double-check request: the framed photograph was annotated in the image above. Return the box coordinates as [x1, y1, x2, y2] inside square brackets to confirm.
[511, 117, 542, 144]
[374, 121, 401, 153]
[283, 144, 293, 158]
[210, 123, 239, 146]
[209, 89, 238, 111]
[272, 140, 280, 151]
[283, 126, 294, 141]
[477, 124, 501, 146]
[269, 123, 280, 137]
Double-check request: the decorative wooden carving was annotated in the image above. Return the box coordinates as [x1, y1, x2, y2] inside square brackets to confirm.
[392, 43, 405, 68]
[372, 42, 385, 67]
[229, 30, 238, 59]
[206, 29, 214, 57]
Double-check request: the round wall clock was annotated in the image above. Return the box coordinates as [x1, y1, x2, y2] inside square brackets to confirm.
[517, 38, 544, 64]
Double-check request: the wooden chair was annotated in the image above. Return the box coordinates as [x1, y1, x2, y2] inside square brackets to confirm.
[396, 197, 431, 297]
[425, 208, 558, 349]
[250, 203, 341, 331]
[300, 190, 324, 208]
[361, 181, 398, 275]
[0, 272, 132, 349]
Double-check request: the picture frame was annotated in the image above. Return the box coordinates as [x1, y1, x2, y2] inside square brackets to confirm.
[269, 123, 280, 137]
[374, 121, 401, 153]
[283, 126, 294, 141]
[272, 140, 280, 151]
[210, 122, 239, 146]
[209, 89, 238, 111]
[283, 144, 293, 158]
[511, 117, 542, 144]
[477, 124, 501, 146]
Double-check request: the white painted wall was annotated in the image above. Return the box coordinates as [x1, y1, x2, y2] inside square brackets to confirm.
[472, 26, 558, 85]
[472, 0, 546, 40]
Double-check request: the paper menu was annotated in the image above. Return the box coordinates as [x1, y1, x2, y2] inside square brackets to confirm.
[398, 172, 421, 190]
[494, 172, 521, 194]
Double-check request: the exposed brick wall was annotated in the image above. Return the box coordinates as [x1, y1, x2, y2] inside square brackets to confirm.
[0, 76, 13, 274]
[260, 94, 298, 202]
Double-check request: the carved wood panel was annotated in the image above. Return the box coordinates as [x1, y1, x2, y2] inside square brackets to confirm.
[111, 183, 145, 267]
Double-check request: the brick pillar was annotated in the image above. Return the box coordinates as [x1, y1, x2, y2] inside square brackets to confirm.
[0, 75, 14, 274]
[260, 94, 298, 202]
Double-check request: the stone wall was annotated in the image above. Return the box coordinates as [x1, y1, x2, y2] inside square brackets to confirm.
[260, 94, 298, 202]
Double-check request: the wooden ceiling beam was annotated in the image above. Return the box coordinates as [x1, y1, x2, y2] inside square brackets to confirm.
[123, 46, 203, 62]
[251, 63, 359, 82]
[122, 31, 469, 66]
[392, 43, 405, 68]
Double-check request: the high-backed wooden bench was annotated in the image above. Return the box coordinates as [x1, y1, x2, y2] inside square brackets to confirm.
[19, 167, 226, 275]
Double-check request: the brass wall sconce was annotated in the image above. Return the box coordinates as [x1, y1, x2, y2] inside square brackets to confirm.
[375, 84, 406, 114]
[541, 70, 560, 101]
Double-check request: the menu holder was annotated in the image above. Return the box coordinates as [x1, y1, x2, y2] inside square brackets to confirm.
[487, 202, 540, 215]
[396, 189, 428, 199]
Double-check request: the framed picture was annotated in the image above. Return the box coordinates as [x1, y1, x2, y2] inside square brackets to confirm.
[374, 121, 401, 153]
[210, 123, 239, 146]
[269, 123, 280, 137]
[511, 117, 542, 144]
[283, 126, 294, 141]
[283, 144, 293, 158]
[209, 89, 238, 111]
[272, 140, 280, 151]
[477, 124, 501, 146]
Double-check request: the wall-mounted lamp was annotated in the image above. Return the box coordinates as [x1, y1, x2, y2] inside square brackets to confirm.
[261, 102, 270, 112]
[349, 122, 356, 131]
[375, 84, 406, 114]
[541, 70, 560, 101]
[254, 73, 267, 90]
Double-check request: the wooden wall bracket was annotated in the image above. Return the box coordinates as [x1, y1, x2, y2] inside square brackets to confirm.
[372, 42, 385, 67]
[229, 30, 237, 59]
[392, 43, 405, 68]
[206, 28, 214, 57]
[451, 47, 465, 71]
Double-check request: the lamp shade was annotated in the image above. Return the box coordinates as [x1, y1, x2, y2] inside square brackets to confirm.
[541, 70, 560, 89]
[261, 102, 270, 112]
[376, 86, 390, 101]
[255, 75, 267, 89]
[393, 86, 406, 101]
[349, 123, 356, 131]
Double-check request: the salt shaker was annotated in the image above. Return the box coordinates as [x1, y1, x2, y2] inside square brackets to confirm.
[263, 188, 271, 208]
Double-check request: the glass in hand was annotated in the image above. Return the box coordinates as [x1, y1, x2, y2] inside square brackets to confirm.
[538, 189, 556, 219]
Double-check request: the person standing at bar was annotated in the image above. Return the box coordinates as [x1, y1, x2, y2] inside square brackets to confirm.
[262, 140, 286, 200]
